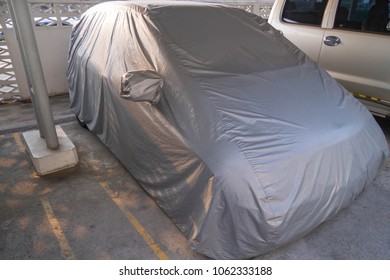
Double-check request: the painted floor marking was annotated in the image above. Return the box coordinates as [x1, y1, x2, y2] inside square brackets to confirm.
[41, 197, 76, 260]
[99, 182, 169, 260]
[12, 132, 25, 154]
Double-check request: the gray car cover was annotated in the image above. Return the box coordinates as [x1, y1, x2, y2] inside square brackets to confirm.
[67, 1, 389, 259]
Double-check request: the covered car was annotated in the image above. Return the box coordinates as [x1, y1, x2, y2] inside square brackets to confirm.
[67, 1, 389, 259]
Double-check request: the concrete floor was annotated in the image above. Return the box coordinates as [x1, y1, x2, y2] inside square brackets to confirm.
[0, 94, 389, 260]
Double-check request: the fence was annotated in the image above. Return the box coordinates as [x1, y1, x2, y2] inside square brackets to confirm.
[0, 0, 274, 103]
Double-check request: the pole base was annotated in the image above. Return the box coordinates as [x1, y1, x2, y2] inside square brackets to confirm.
[22, 125, 79, 175]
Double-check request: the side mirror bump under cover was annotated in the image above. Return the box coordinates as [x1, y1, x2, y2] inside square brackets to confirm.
[120, 70, 163, 104]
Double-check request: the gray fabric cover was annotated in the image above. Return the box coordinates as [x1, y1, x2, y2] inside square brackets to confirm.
[66, 1, 389, 259]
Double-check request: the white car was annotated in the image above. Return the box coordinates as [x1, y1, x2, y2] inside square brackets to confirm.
[268, 0, 390, 118]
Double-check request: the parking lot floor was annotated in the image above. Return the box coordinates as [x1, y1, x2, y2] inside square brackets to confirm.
[0, 95, 389, 260]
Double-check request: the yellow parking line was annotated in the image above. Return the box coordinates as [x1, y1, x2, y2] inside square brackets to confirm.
[12, 132, 25, 154]
[40, 197, 76, 260]
[99, 182, 169, 260]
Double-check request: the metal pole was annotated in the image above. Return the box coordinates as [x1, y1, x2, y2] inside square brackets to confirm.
[7, 0, 59, 149]
[6, 0, 44, 138]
